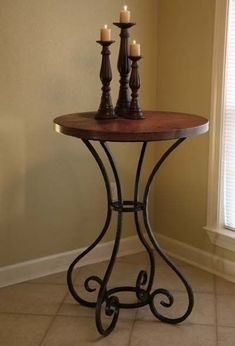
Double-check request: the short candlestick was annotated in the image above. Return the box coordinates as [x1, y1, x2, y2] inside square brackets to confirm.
[113, 22, 135, 117]
[96, 40, 116, 120]
[128, 55, 144, 119]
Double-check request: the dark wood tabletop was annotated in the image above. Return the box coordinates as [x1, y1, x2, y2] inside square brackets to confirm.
[54, 111, 209, 142]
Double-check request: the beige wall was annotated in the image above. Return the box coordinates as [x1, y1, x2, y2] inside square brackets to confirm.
[1, 0, 234, 269]
[153, 0, 235, 262]
[153, 0, 215, 252]
[0, 0, 157, 267]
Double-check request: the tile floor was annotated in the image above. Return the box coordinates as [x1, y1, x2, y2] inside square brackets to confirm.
[0, 252, 235, 345]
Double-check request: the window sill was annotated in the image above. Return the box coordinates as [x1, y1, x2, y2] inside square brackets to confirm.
[204, 226, 235, 252]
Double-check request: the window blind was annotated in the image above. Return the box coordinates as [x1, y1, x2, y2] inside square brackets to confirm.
[223, 0, 235, 230]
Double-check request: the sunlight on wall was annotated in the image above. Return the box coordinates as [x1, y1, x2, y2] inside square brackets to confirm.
[0, 0, 157, 266]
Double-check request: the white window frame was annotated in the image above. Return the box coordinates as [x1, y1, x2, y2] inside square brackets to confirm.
[205, 0, 235, 252]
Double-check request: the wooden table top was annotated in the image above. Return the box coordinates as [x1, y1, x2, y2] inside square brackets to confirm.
[54, 111, 209, 142]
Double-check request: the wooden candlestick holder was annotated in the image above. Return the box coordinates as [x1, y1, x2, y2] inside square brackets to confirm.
[113, 22, 135, 117]
[128, 55, 144, 119]
[96, 40, 116, 120]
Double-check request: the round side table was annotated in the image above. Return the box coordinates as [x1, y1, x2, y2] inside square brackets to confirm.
[54, 110, 209, 336]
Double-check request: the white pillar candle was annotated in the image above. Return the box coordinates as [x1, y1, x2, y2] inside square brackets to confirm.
[120, 5, 130, 23]
[130, 40, 140, 56]
[100, 25, 111, 41]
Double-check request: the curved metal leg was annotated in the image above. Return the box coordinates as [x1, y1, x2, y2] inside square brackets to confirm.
[143, 138, 194, 323]
[67, 140, 112, 308]
[133, 143, 155, 300]
[94, 142, 123, 336]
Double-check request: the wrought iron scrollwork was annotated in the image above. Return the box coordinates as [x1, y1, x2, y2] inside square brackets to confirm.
[95, 289, 120, 336]
[67, 138, 194, 336]
[136, 270, 149, 301]
[84, 276, 104, 293]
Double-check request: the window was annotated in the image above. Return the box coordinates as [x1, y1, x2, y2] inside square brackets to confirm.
[223, 0, 235, 231]
[205, 0, 235, 251]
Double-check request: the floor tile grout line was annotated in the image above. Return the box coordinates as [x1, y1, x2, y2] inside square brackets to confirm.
[74, 287, 216, 294]
[127, 320, 136, 346]
[8, 282, 67, 287]
[36, 312, 137, 322]
[0, 311, 57, 317]
[131, 319, 217, 327]
[127, 309, 138, 346]
[38, 289, 69, 346]
[2, 280, 220, 295]
[37, 312, 58, 346]
[55, 313, 137, 322]
[216, 324, 235, 329]
[214, 275, 219, 346]
[24, 282, 68, 286]
[9, 308, 216, 328]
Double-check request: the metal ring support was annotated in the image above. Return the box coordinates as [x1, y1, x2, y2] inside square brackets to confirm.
[67, 138, 194, 336]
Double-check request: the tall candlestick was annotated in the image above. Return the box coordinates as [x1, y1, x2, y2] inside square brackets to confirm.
[100, 25, 111, 41]
[130, 40, 141, 57]
[113, 21, 135, 117]
[96, 40, 116, 120]
[128, 55, 144, 119]
[120, 5, 130, 23]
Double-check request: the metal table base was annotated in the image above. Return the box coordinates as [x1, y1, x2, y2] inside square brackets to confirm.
[67, 139, 194, 336]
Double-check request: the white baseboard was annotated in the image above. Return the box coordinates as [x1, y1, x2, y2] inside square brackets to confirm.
[157, 233, 235, 283]
[0, 235, 143, 288]
[0, 233, 234, 288]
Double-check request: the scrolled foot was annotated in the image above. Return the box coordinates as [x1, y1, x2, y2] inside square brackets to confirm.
[149, 286, 193, 324]
[149, 288, 174, 323]
[96, 293, 120, 336]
